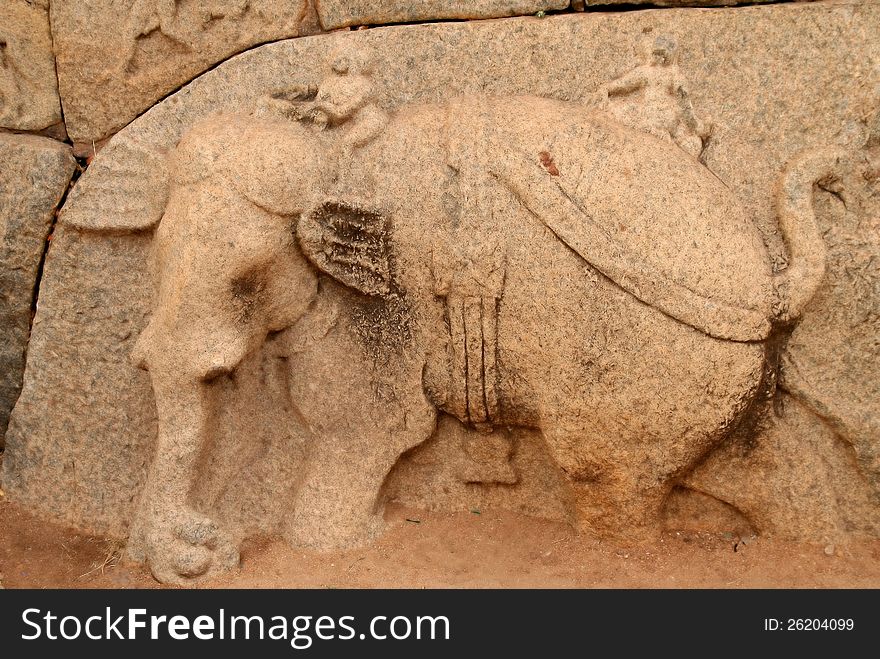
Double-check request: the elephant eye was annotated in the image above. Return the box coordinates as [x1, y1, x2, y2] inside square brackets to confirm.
[230, 271, 266, 324]
[230, 272, 263, 299]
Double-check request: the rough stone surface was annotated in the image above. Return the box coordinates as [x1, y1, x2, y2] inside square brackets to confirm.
[315, 0, 805, 29]
[51, 0, 323, 144]
[684, 127, 880, 539]
[0, 0, 63, 131]
[683, 392, 879, 541]
[2, 2, 878, 585]
[0, 134, 75, 446]
[316, 1, 569, 29]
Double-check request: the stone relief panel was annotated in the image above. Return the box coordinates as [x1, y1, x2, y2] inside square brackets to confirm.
[1, 3, 877, 585]
[680, 97, 880, 543]
[0, 135, 75, 445]
[51, 0, 322, 144]
[0, 0, 64, 131]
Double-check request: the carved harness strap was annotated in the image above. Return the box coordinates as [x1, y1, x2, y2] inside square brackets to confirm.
[446, 294, 500, 432]
[435, 98, 506, 432]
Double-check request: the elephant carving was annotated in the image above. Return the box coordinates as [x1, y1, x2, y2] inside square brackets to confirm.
[104, 57, 842, 584]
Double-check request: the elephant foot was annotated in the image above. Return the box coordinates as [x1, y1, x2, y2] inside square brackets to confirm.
[133, 508, 240, 586]
[284, 497, 385, 551]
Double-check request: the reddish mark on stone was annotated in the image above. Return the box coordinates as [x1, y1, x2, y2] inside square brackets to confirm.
[539, 151, 559, 176]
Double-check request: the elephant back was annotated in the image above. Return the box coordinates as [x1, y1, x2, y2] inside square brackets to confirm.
[486, 99, 775, 341]
[333, 95, 776, 341]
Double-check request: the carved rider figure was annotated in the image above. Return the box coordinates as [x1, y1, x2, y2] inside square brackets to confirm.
[311, 49, 390, 190]
[601, 35, 711, 158]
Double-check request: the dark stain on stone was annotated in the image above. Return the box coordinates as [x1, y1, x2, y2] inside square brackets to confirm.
[539, 151, 560, 176]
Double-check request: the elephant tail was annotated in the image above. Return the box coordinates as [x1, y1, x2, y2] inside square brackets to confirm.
[773, 147, 847, 323]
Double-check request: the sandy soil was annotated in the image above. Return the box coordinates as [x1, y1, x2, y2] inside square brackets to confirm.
[1, 495, 878, 589]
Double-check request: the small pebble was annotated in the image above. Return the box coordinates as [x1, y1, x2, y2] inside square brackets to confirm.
[824, 544, 836, 556]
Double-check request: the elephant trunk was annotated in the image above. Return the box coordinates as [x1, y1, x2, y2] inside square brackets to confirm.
[773, 147, 846, 323]
[144, 368, 211, 508]
[126, 363, 213, 563]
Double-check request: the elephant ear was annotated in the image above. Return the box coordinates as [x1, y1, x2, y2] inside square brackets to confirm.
[61, 138, 169, 232]
[297, 199, 393, 296]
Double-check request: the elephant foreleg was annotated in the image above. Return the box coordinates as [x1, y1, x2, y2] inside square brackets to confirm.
[281, 325, 437, 550]
[284, 390, 437, 551]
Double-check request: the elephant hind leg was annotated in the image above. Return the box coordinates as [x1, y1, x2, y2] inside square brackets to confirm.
[567, 474, 671, 541]
[540, 426, 673, 541]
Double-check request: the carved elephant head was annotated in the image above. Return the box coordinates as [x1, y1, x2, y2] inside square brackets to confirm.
[132, 115, 327, 381]
[116, 114, 340, 583]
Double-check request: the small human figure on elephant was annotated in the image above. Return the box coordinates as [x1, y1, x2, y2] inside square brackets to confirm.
[260, 48, 389, 190]
[600, 35, 712, 158]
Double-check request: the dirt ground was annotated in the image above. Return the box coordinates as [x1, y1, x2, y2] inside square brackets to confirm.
[1, 495, 878, 589]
